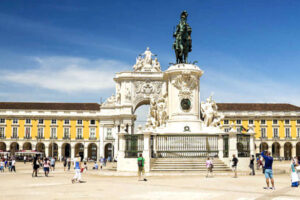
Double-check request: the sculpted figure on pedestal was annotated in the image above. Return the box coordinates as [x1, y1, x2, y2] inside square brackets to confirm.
[102, 94, 116, 106]
[147, 95, 168, 129]
[132, 47, 161, 72]
[201, 95, 224, 127]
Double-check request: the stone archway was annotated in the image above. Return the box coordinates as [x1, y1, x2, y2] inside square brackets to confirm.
[62, 143, 71, 158]
[284, 142, 292, 160]
[105, 143, 113, 159]
[10, 142, 19, 155]
[36, 143, 45, 155]
[75, 143, 84, 161]
[0, 142, 6, 151]
[88, 143, 97, 161]
[272, 142, 280, 158]
[49, 143, 58, 158]
[259, 142, 268, 152]
[23, 142, 32, 150]
[296, 142, 300, 157]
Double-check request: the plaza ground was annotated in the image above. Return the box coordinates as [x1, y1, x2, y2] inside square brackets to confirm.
[0, 161, 299, 200]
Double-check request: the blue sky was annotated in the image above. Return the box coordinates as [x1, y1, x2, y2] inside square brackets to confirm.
[0, 0, 299, 106]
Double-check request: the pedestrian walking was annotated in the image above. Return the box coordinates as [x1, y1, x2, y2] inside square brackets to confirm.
[63, 157, 67, 171]
[11, 158, 16, 172]
[261, 150, 275, 190]
[100, 157, 104, 170]
[137, 153, 147, 181]
[32, 155, 40, 177]
[67, 157, 71, 171]
[0, 159, 4, 172]
[4, 159, 7, 168]
[249, 155, 255, 175]
[50, 157, 55, 171]
[231, 154, 238, 178]
[24, 156, 27, 164]
[206, 157, 213, 178]
[8, 159, 12, 172]
[43, 158, 50, 177]
[72, 155, 82, 184]
[291, 158, 299, 187]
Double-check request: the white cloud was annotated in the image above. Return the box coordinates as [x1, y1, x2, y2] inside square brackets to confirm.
[1, 56, 130, 93]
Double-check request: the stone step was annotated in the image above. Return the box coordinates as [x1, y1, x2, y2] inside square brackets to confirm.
[151, 168, 232, 171]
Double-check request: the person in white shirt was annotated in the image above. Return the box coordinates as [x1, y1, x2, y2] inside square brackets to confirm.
[206, 157, 213, 178]
[0, 160, 4, 172]
[24, 156, 27, 164]
[11, 158, 16, 172]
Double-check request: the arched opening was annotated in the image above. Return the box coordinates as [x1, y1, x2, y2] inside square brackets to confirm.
[62, 143, 71, 158]
[272, 142, 280, 158]
[105, 143, 113, 159]
[75, 143, 84, 161]
[134, 104, 150, 134]
[23, 142, 32, 150]
[0, 142, 6, 151]
[49, 143, 58, 158]
[259, 142, 268, 152]
[284, 142, 292, 160]
[36, 143, 45, 155]
[10, 142, 19, 155]
[296, 142, 300, 157]
[88, 143, 97, 161]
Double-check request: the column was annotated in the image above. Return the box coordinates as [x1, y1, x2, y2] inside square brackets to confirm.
[114, 129, 119, 159]
[217, 134, 224, 159]
[71, 145, 75, 159]
[100, 126, 104, 157]
[228, 132, 238, 158]
[292, 145, 296, 158]
[45, 145, 49, 157]
[249, 133, 255, 156]
[58, 145, 62, 160]
[118, 133, 126, 159]
[268, 144, 272, 156]
[280, 146, 284, 159]
[143, 132, 151, 172]
[84, 146, 88, 160]
[96, 144, 100, 161]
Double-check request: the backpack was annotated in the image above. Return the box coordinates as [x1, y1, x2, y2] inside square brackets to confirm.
[138, 159, 143, 167]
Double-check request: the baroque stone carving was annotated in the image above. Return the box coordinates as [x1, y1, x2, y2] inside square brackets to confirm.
[102, 94, 116, 107]
[125, 86, 131, 101]
[147, 95, 168, 128]
[133, 47, 161, 72]
[134, 81, 162, 96]
[201, 95, 224, 127]
[172, 71, 197, 98]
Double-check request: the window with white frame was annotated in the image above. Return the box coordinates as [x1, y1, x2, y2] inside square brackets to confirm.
[51, 119, 56, 124]
[261, 119, 266, 125]
[273, 119, 278, 125]
[285, 128, 291, 138]
[285, 119, 290, 125]
[25, 127, 31, 138]
[38, 119, 44, 124]
[273, 128, 278, 138]
[261, 128, 266, 138]
[51, 127, 57, 138]
[77, 128, 83, 138]
[249, 120, 254, 125]
[64, 119, 70, 125]
[224, 128, 230, 133]
[12, 119, 18, 124]
[25, 119, 31, 124]
[236, 120, 241, 125]
[12, 127, 18, 138]
[224, 120, 229, 125]
[297, 128, 300, 138]
[0, 118, 5, 124]
[90, 128, 96, 138]
[107, 128, 112, 137]
[64, 127, 70, 138]
[38, 127, 44, 138]
[0, 127, 5, 138]
[90, 119, 96, 125]
[77, 120, 83, 125]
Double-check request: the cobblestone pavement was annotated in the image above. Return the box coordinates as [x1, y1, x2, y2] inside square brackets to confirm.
[0, 162, 299, 200]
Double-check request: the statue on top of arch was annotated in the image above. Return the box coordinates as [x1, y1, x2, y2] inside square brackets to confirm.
[133, 47, 161, 72]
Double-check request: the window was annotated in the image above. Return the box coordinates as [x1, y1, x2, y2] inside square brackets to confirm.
[77, 120, 83, 125]
[0, 127, 5, 138]
[0, 118, 5, 123]
[64, 119, 70, 125]
[51, 119, 56, 124]
[285, 119, 290, 125]
[273, 119, 278, 125]
[77, 128, 83, 139]
[51, 127, 57, 138]
[236, 120, 241, 125]
[297, 128, 300, 138]
[273, 128, 278, 138]
[25, 127, 30, 138]
[224, 128, 230, 133]
[297, 120, 300, 125]
[64, 128, 70, 138]
[12, 119, 18, 124]
[25, 119, 31, 124]
[261, 119, 266, 125]
[38, 127, 44, 138]
[12, 127, 18, 138]
[90, 128, 96, 138]
[261, 128, 266, 138]
[107, 128, 112, 137]
[38, 119, 44, 124]
[249, 120, 254, 125]
[90, 119, 96, 125]
[285, 128, 291, 138]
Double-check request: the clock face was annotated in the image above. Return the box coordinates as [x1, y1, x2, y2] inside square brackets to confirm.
[181, 98, 191, 111]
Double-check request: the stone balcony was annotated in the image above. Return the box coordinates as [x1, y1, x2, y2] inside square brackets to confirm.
[89, 137, 97, 140]
[24, 136, 32, 140]
[63, 136, 70, 140]
[105, 136, 114, 140]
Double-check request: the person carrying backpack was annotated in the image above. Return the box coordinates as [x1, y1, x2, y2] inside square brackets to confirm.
[137, 153, 147, 181]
